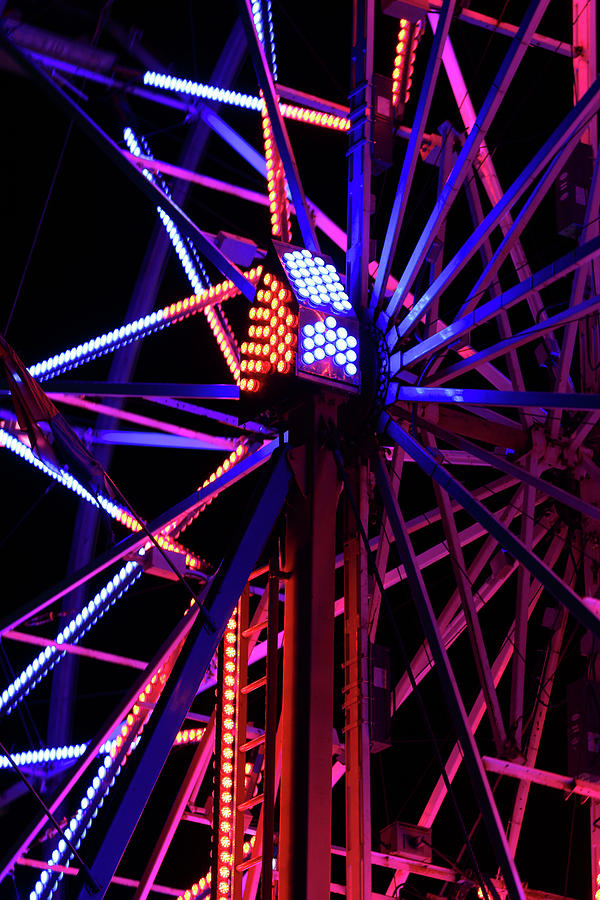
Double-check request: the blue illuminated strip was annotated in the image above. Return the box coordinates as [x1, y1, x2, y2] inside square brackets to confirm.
[143, 70, 263, 109]
[266, 0, 278, 81]
[123, 128, 210, 296]
[300, 315, 358, 378]
[0, 428, 122, 517]
[252, 0, 265, 47]
[251, 0, 277, 81]
[32, 735, 142, 900]
[0, 559, 141, 718]
[0, 743, 88, 769]
[28, 309, 168, 382]
[124, 128, 239, 374]
[281, 249, 353, 314]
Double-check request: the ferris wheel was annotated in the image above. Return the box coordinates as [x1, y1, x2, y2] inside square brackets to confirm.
[0, 1, 599, 899]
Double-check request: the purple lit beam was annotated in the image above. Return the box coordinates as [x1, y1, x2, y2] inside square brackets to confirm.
[392, 232, 600, 371]
[238, 0, 319, 252]
[38, 381, 239, 399]
[0, 438, 278, 637]
[426, 290, 600, 385]
[389, 386, 600, 411]
[126, 151, 347, 251]
[378, 412, 600, 637]
[387, 73, 600, 344]
[371, 0, 456, 313]
[378, 0, 552, 329]
[0, 27, 256, 301]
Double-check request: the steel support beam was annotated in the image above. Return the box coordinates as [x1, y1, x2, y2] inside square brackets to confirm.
[371, 0, 455, 312]
[378, 413, 600, 638]
[238, 0, 319, 252]
[401, 415, 600, 528]
[279, 405, 338, 900]
[550, 122, 600, 435]
[343, 461, 372, 900]
[462, 133, 588, 315]
[431, 18, 561, 362]
[379, 0, 552, 328]
[392, 498, 553, 712]
[387, 72, 600, 343]
[369, 446, 403, 641]
[484, 754, 600, 801]
[425, 434, 508, 754]
[420, 530, 565, 826]
[386, 531, 565, 896]
[390, 232, 600, 372]
[372, 450, 526, 900]
[0, 26, 256, 300]
[507, 595, 570, 852]
[75, 447, 291, 899]
[0, 437, 278, 637]
[347, 0, 375, 311]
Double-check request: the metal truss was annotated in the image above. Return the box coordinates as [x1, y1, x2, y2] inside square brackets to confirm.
[0, 2, 599, 900]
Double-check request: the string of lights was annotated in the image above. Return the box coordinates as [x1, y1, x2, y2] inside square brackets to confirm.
[27, 271, 260, 384]
[0, 427, 204, 569]
[142, 71, 349, 131]
[123, 127, 241, 380]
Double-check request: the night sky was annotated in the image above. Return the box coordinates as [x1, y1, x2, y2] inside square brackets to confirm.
[0, 2, 594, 899]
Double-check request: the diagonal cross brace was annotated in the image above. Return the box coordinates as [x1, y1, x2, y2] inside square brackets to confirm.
[0, 26, 256, 301]
[378, 412, 600, 639]
[237, 0, 319, 252]
[372, 449, 526, 900]
[75, 446, 292, 899]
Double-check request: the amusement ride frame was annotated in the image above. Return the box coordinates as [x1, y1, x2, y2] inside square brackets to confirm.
[0, 1, 599, 899]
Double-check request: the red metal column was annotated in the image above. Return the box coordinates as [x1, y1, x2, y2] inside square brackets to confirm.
[279, 401, 339, 900]
[343, 461, 372, 899]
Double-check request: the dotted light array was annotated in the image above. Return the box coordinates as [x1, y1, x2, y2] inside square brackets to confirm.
[281, 249, 353, 314]
[278, 102, 349, 131]
[239, 272, 298, 392]
[392, 18, 424, 111]
[142, 72, 349, 131]
[252, 0, 278, 80]
[299, 314, 359, 382]
[32, 668, 172, 900]
[123, 127, 240, 382]
[178, 838, 256, 900]
[252, 0, 264, 45]
[261, 104, 290, 240]
[0, 428, 203, 570]
[124, 128, 209, 293]
[216, 613, 238, 900]
[0, 443, 253, 726]
[0, 560, 141, 719]
[28, 271, 260, 383]
[278, 246, 360, 390]
[1, 725, 204, 773]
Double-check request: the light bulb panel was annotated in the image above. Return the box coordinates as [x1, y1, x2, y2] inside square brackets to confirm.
[239, 269, 298, 395]
[277, 243, 360, 391]
[391, 18, 424, 113]
[239, 245, 360, 406]
[297, 309, 360, 387]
